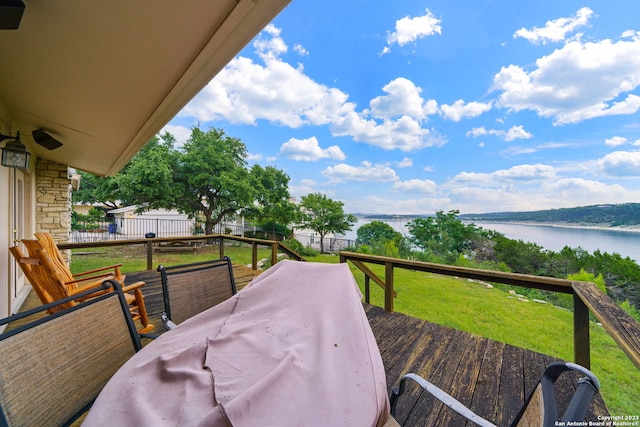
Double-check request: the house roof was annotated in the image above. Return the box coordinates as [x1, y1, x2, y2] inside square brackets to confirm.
[0, 0, 290, 176]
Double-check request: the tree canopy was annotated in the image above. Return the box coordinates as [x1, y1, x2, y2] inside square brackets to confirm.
[407, 210, 486, 263]
[298, 193, 356, 253]
[74, 126, 293, 234]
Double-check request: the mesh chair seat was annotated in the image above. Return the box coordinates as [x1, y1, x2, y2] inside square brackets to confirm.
[158, 257, 237, 327]
[0, 281, 141, 427]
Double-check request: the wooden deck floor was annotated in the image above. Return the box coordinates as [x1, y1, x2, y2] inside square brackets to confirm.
[14, 264, 609, 426]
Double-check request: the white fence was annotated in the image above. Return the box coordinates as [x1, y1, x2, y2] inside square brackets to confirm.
[71, 218, 357, 252]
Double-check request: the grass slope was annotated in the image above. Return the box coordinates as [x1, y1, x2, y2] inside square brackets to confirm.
[307, 254, 639, 416]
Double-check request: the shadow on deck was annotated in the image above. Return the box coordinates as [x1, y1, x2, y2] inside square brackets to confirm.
[15, 263, 609, 426]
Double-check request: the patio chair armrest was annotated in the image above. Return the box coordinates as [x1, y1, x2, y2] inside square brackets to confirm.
[390, 373, 496, 427]
[73, 263, 123, 278]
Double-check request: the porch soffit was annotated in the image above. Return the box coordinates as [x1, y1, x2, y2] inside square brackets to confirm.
[0, 0, 291, 176]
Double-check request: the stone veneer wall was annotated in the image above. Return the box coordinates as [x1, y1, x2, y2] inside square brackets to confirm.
[35, 159, 72, 261]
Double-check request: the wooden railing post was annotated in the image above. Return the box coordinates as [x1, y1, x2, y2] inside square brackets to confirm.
[385, 262, 394, 312]
[252, 242, 258, 270]
[365, 275, 370, 304]
[574, 292, 591, 369]
[271, 242, 278, 266]
[146, 240, 153, 270]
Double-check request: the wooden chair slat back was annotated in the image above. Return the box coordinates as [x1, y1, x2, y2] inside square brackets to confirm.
[9, 244, 54, 306]
[34, 232, 77, 286]
[20, 240, 74, 311]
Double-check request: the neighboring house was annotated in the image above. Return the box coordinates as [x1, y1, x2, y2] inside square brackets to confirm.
[108, 206, 193, 238]
[0, 1, 290, 320]
[293, 227, 348, 252]
[73, 202, 108, 217]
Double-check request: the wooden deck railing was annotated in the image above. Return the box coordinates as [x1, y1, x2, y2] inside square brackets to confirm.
[339, 251, 640, 372]
[58, 234, 305, 271]
[54, 238, 640, 371]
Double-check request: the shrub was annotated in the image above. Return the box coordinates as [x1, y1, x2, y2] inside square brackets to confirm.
[282, 238, 318, 257]
[620, 299, 640, 322]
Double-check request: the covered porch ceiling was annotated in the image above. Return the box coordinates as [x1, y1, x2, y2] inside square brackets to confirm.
[0, 0, 290, 176]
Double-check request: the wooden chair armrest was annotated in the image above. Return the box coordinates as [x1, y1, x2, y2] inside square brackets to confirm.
[73, 264, 123, 278]
[122, 281, 145, 293]
[67, 284, 112, 298]
[65, 273, 115, 286]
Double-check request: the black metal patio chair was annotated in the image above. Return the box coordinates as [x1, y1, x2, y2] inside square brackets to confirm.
[0, 280, 141, 426]
[389, 361, 600, 426]
[157, 256, 237, 330]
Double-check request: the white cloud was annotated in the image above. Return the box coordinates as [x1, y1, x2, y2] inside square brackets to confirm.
[396, 157, 413, 168]
[331, 111, 446, 151]
[180, 26, 444, 152]
[542, 178, 627, 200]
[345, 195, 451, 216]
[368, 78, 438, 120]
[505, 125, 534, 141]
[596, 151, 640, 176]
[247, 153, 263, 161]
[453, 164, 556, 184]
[160, 125, 191, 147]
[513, 7, 594, 44]
[466, 125, 532, 141]
[180, 53, 349, 128]
[381, 8, 442, 55]
[289, 178, 317, 198]
[493, 32, 640, 125]
[294, 44, 308, 56]
[279, 136, 345, 161]
[605, 136, 628, 147]
[392, 179, 437, 194]
[322, 161, 399, 183]
[467, 127, 492, 138]
[253, 24, 288, 60]
[440, 100, 492, 122]
[179, 25, 351, 128]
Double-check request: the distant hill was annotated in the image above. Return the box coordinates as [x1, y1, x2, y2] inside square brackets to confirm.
[459, 203, 640, 227]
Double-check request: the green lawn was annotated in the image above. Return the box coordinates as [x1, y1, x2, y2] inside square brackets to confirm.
[71, 248, 640, 416]
[305, 254, 640, 417]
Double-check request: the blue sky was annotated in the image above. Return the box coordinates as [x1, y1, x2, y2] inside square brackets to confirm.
[164, 0, 640, 215]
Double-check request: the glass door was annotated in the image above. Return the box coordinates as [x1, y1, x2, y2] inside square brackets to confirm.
[9, 169, 27, 312]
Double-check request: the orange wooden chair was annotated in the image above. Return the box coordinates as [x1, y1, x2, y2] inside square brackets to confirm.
[12, 239, 153, 334]
[10, 242, 60, 308]
[35, 231, 127, 285]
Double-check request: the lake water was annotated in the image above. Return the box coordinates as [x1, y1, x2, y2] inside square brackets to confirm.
[343, 218, 640, 262]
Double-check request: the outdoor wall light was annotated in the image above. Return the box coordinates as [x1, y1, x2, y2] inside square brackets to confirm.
[1, 132, 31, 169]
[32, 129, 63, 150]
[0, 0, 25, 30]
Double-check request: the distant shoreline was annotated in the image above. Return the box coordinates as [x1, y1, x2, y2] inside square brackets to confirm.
[355, 215, 640, 233]
[466, 220, 640, 233]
